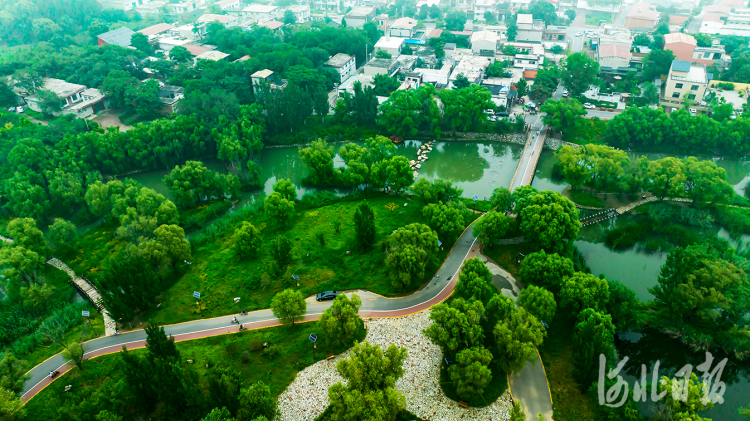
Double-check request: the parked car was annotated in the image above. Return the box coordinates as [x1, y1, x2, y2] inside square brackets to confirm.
[497, 111, 510, 117]
[316, 291, 339, 301]
[583, 103, 595, 109]
[15, 106, 23, 113]
[688, 108, 697, 115]
[575, 32, 583, 36]
[562, 90, 569, 97]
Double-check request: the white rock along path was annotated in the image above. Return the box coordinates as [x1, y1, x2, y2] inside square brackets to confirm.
[277, 310, 512, 421]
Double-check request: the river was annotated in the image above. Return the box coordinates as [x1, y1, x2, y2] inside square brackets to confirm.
[124, 143, 749, 419]
[533, 149, 750, 420]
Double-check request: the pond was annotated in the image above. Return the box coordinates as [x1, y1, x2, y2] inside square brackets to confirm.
[124, 140, 525, 207]
[534, 151, 750, 420]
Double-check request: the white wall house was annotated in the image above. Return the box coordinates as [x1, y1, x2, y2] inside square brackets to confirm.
[471, 30, 499, 55]
[345, 6, 376, 28]
[324, 53, 356, 83]
[374, 36, 405, 57]
[242, 5, 280, 21]
[389, 17, 418, 37]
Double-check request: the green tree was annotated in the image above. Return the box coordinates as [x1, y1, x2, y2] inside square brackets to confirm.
[448, 346, 493, 399]
[328, 342, 407, 420]
[47, 218, 78, 255]
[62, 341, 85, 370]
[353, 203, 376, 251]
[272, 178, 296, 201]
[375, 49, 392, 59]
[410, 178, 463, 204]
[238, 381, 278, 421]
[519, 250, 574, 294]
[507, 20, 518, 41]
[422, 201, 465, 244]
[8, 217, 46, 256]
[572, 308, 614, 384]
[101, 69, 139, 109]
[97, 254, 161, 323]
[473, 210, 512, 248]
[454, 257, 496, 304]
[131, 32, 152, 54]
[641, 81, 659, 105]
[562, 52, 599, 97]
[37, 89, 62, 116]
[271, 289, 307, 326]
[633, 33, 651, 46]
[319, 294, 363, 347]
[683, 157, 734, 204]
[541, 99, 586, 139]
[383, 156, 414, 192]
[164, 161, 237, 209]
[385, 223, 438, 291]
[300, 139, 335, 186]
[493, 306, 546, 374]
[510, 400, 526, 421]
[283, 10, 296, 24]
[95, 410, 124, 421]
[445, 10, 467, 30]
[657, 373, 714, 421]
[439, 85, 495, 132]
[489, 187, 512, 213]
[0, 355, 27, 394]
[424, 298, 485, 355]
[642, 49, 676, 82]
[519, 191, 580, 254]
[233, 222, 263, 260]
[201, 407, 235, 421]
[264, 192, 295, 224]
[486, 60, 511, 77]
[648, 157, 686, 200]
[269, 236, 293, 276]
[559, 273, 610, 317]
[549, 45, 564, 54]
[555, 145, 590, 191]
[0, 387, 24, 421]
[372, 74, 401, 96]
[313, 89, 329, 123]
[517, 285, 556, 322]
[453, 73, 471, 90]
[516, 78, 529, 98]
[169, 45, 192, 63]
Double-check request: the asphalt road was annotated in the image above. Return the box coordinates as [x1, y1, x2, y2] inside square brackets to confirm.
[22, 220, 481, 401]
[509, 118, 545, 193]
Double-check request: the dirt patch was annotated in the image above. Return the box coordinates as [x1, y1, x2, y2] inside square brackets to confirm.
[89, 108, 132, 131]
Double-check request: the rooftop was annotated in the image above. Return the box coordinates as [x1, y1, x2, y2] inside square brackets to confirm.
[669, 15, 690, 25]
[218, 0, 240, 6]
[138, 23, 173, 36]
[24, 78, 86, 98]
[626, 4, 660, 21]
[259, 21, 284, 30]
[427, 28, 443, 38]
[391, 17, 418, 29]
[346, 6, 376, 17]
[325, 53, 354, 67]
[184, 44, 213, 56]
[670, 61, 707, 83]
[366, 57, 396, 68]
[703, 12, 726, 22]
[375, 36, 405, 49]
[517, 14, 533, 24]
[471, 30, 499, 43]
[252, 69, 274, 78]
[243, 4, 278, 13]
[97, 26, 135, 47]
[664, 32, 696, 45]
[198, 14, 234, 24]
[599, 43, 633, 59]
[196, 50, 230, 61]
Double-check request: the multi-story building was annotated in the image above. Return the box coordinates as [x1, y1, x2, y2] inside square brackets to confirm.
[323, 53, 356, 83]
[198, 14, 239, 27]
[661, 60, 708, 110]
[374, 37, 405, 57]
[474, 0, 497, 21]
[311, 0, 339, 12]
[242, 5, 280, 21]
[389, 17, 418, 37]
[543, 26, 567, 42]
[624, 4, 661, 30]
[471, 30, 499, 55]
[217, 0, 241, 12]
[345, 6, 377, 28]
[664, 32, 696, 62]
[286, 5, 311, 23]
[99, 0, 155, 11]
[516, 14, 545, 43]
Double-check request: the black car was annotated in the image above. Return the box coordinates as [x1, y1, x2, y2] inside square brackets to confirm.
[316, 291, 339, 301]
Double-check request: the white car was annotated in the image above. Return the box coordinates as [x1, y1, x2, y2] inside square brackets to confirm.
[583, 103, 595, 109]
[575, 32, 584, 36]
[688, 108, 697, 115]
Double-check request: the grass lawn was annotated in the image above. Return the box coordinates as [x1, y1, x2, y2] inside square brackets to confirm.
[584, 11, 613, 25]
[482, 241, 538, 276]
[63, 195, 473, 327]
[24, 321, 366, 420]
[539, 313, 599, 420]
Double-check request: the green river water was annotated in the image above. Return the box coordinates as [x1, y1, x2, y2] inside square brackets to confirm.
[125, 142, 749, 420]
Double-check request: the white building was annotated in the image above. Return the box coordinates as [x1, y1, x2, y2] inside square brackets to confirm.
[345, 6, 376, 28]
[510, 0, 532, 12]
[471, 30, 499, 55]
[311, 0, 340, 12]
[99, 0, 156, 11]
[135, 0, 167, 15]
[474, 0, 498, 21]
[242, 4, 280, 21]
[168, 0, 205, 14]
[516, 14, 545, 43]
[286, 5, 311, 23]
[661, 60, 708, 109]
[324, 53, 356, 83]
[21, 78, 108, 118]
[217, 0, 241, 12]
[415, 63, 454, 85]
[194, 50, 230, 63]
[363, 58, 398, 76]
[198, 13, 239, 27]
[449, 56, 493, 85]
[389, 17, 418, 37]
[374, 37, 405, 57]
[513, 54, 543, 69]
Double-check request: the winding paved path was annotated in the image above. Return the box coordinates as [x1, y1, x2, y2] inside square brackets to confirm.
[21, 221, 480, 402]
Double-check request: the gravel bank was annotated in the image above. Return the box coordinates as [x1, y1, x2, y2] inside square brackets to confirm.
[278, 310, 512, 421]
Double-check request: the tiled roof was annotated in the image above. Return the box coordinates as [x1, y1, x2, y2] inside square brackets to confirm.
[98, 27, 135, 47]
[138, 23, 173, 36]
